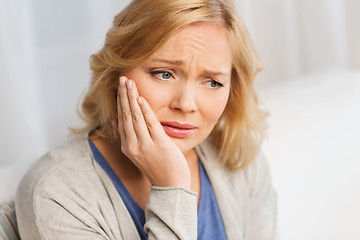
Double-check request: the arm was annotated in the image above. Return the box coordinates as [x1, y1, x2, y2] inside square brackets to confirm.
[145, 187, 197, 239]
[16, 179, 197, 240]
[16, 175, 111, 240]
[116, 76, 198, 239]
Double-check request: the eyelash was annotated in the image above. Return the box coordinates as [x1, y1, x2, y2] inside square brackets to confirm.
[149, 70, 224, 89]
[206, 79, 224, 89]
[150, 70, 173, 81]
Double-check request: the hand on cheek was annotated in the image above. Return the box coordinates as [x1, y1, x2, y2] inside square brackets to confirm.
[114, 76, 191, 189]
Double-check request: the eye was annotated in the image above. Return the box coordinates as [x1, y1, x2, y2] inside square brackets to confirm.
[205, 79, 224, 89]
[151, 70, 173, 80]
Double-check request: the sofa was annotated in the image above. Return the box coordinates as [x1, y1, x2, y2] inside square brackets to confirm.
[0, 201, 19, 240]
[0, 162, 31, 240]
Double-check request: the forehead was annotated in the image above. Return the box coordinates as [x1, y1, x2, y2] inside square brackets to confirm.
[149, 22, 232, 69]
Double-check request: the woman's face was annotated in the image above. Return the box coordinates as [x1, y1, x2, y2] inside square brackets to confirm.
[124, 22, 232, 155]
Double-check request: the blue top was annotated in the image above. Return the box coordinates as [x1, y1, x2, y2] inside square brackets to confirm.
[89, 139, 226, 240]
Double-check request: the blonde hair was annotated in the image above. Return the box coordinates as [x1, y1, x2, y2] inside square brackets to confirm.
[74, 0, 267, 169]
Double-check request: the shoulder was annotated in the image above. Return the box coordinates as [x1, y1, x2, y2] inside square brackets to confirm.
[16, 133, 111, 201]
[15, 135, 102, 234]
[196, 137, 270, 177]
[16, 134, 95, 196]
[196, 138, 274, 199]
[15, 134, 122, 239]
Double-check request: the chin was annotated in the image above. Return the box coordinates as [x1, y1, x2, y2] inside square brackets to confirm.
[170, 136, 202, 155]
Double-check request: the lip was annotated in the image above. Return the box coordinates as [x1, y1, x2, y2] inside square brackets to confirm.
[161, 121, 196, 138]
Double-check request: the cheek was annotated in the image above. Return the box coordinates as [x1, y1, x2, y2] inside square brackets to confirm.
[135, 81, 168, 112]
[200, 94, 229, 125]
[125, 70, 168, 113]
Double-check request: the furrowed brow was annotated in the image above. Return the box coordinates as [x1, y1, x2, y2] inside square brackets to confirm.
[202, 70, 230, 78]
[149, 58, 230, 78]
[150, 58, 184, 65]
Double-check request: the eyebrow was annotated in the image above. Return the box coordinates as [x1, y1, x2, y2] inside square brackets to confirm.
[150, 58, 184, 65]
[150, 58, 230, 77]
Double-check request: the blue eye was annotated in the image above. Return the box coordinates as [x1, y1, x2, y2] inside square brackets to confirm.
[208, 80, 223, 88]
[152, 71, 172, 80]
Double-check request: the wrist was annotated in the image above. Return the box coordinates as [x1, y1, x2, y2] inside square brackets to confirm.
[148, 172, 191, 189]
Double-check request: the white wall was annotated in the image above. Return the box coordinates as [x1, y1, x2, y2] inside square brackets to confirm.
[259, 69, 360, 240]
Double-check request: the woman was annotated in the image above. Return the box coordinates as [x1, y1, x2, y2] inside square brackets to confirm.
[16, 0, 277, 239]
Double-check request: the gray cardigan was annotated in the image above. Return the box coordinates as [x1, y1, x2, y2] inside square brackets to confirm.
[15, 134, 277, 240]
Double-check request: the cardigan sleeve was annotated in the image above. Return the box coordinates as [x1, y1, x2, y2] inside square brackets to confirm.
[144, 186, 198, 239]
[246, 153, 278, 240]
[16, 148, 199, 240]
[17, 197, 109, 240]
[16, 174, 110, 240]
[15, 159, 125, 240]
[16, 169, 198, 240]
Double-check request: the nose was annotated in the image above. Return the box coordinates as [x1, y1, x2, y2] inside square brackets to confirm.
[169, 84, 197, 113]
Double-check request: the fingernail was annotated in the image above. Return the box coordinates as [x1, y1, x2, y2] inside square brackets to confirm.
[120, 77, 126, 87]
[126, 80, 132, 89]
[137, 97, 143, 105]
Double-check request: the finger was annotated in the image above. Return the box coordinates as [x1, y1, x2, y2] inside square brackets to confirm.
[119, 76, 137, 143]
[116, 77, 126, 143]
[138, 96, 168, 143]
[127, 80, 152, 143]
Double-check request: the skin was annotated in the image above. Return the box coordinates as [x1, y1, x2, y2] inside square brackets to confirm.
[92, 21, 232, 209]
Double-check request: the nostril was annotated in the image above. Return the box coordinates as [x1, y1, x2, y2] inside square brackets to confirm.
[171, 103, 197, 113]
[169, 86, 197, 112]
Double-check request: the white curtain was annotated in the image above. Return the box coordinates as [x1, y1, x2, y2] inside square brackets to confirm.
[236, 0, 360, 87]
[0, 0, 131, 165]
[1, 0, 359, 239]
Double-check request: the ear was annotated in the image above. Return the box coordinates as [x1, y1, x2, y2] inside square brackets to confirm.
[111, 119, 118, 129]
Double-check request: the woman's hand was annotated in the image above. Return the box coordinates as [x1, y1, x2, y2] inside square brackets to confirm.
[113, 76, 191, 189]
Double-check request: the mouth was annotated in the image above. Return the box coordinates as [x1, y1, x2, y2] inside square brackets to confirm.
[160, 121, 196, 138]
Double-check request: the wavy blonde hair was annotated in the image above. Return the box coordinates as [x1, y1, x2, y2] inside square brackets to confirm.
[74, 0, 267, 169]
